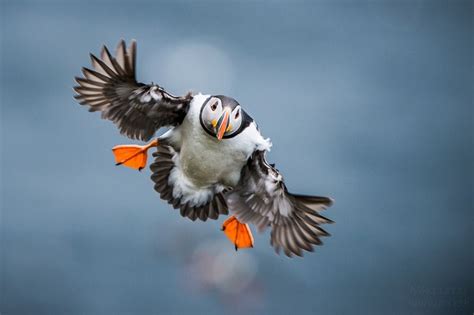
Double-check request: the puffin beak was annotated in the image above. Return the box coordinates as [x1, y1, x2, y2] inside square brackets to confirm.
[216, 110, 230, 140]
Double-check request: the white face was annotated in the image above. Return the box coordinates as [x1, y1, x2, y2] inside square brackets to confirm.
[200, 96, 243, 140]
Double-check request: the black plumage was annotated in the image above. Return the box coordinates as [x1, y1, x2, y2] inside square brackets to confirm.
[74, 39, 192, 141]
[227, 150, 334, 257]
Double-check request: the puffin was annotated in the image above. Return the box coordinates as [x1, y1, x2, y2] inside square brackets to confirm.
[74, 39, 334, 257]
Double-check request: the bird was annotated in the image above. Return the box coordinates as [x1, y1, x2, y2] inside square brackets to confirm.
[73, 39, 334, 257]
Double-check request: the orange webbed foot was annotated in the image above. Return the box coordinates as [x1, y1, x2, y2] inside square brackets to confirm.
[112, 139, 158, 171]
[222, 215, 254, 250]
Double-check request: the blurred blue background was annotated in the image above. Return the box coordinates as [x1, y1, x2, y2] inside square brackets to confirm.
[1, 1, 472, 314]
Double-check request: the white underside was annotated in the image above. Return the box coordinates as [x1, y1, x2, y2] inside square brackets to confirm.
[160, 93, 271, 207]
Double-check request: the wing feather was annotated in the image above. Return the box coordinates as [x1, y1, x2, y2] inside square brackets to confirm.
[226, 150, 334, 257]
[74, 39, 192, 141]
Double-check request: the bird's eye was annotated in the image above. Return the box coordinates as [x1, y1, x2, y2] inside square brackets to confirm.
[210, 101, 218, 111]
[234, 110, 240, 119]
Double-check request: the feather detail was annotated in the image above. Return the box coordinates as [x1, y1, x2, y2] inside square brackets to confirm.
[73, 39, 192, 141]
[226, 150, 334, 257]
[150, 144, 228, 222]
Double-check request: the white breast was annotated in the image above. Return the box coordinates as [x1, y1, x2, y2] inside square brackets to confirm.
[160, 94, 271, 206]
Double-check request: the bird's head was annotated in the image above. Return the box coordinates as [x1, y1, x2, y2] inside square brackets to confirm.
[199, 95, 246, 140]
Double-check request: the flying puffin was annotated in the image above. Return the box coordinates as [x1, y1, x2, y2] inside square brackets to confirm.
[74, 39, 334, 257]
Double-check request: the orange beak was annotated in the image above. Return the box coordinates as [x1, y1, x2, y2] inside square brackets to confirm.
[216, 110, 230, 140]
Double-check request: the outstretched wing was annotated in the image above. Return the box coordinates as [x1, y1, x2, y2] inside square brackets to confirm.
[226, 150, 334, 257]
[74, 39, 192, 141]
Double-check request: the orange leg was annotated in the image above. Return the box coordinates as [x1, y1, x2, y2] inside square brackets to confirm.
[112, 139, 158, 171]
[222, 215, 254, 250]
